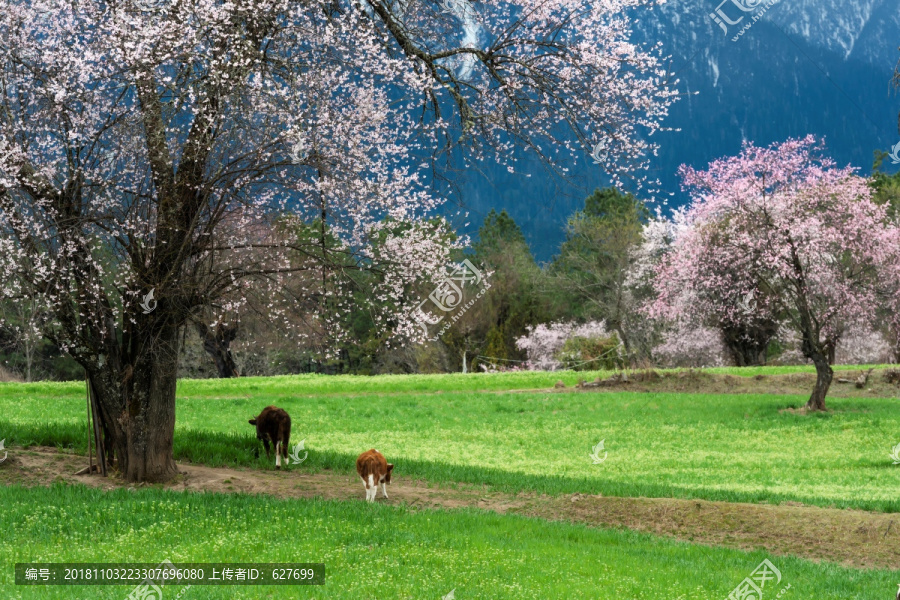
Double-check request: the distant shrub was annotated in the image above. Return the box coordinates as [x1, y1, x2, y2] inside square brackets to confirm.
[516, 321, 621, 371]
[652, 323, 730, 368]
[557, 333, 622, 371]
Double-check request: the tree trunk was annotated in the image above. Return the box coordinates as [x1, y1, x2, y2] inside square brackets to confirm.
[721, 321, 775, 367]
[824, 339, 837, 365]
[194, 321, 239, 378]
[806, 353, 833, 411]
[24, 341, 33, 383]
[90, 324, 181, 483]
[611, 319, 631, 359]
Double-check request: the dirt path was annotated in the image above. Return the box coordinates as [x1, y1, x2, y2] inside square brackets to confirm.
[561, 368, 900, 399]
[2, 447, 898, 571]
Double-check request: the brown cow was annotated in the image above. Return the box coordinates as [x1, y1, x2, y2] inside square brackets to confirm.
[248, 406, 291, 469]
[356, 448, 393, 502]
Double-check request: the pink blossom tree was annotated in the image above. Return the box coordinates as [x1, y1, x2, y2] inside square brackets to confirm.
[880, 239, 900, 363]
[0, 0, 677, 480]
[651, 136, 896, 410]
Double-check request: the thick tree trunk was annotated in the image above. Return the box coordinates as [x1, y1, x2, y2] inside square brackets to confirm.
[806, 353, 833, 411]
[90, 324, 180, 483]
[725, 339, 765, 367]
[721, 321, 776, 367]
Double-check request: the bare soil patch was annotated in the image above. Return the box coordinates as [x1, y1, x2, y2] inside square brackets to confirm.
[566, 368, 900, 401]
[2, 447, 898, 570]
[529, 495, 900, 571]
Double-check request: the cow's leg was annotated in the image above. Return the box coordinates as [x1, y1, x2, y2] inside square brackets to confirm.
[262, 438, 271, 458]
[367, 474, 375, 502]
[380, 481, 388, 499]
[275, 441, 282, 469]
[360, 476, 368, 500]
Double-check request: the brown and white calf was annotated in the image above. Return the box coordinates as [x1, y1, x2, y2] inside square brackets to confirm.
[248, 406, 291, 469]
[356, 448, 393, 502]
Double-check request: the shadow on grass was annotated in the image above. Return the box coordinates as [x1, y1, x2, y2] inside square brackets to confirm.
[2, 420, 899, 514]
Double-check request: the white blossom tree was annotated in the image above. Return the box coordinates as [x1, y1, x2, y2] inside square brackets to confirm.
[0, 0, 678, 481]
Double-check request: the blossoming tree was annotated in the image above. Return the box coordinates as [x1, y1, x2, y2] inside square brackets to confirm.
[0, 0, 678, 480]
[651, 136, 896, 411]
[516, 321, 617, 371]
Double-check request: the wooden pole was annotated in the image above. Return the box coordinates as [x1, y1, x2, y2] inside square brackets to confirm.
[88, 378, 107, 477]
[86, 373, 93, 476]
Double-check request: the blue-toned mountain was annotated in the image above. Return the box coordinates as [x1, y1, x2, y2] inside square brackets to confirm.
[453, 0, 900, 261]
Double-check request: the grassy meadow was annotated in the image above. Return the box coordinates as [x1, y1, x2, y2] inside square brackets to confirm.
[0, 484, 892, 600]
[2, 365, 899, 598]
[2, 366, 899, 511]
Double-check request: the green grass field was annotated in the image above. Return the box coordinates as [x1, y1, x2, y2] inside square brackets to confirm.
[2, 366, 899, 598]
[0, 362, 886, 399]
[0, 484, 892, 600]
[2, 368, 899, 511]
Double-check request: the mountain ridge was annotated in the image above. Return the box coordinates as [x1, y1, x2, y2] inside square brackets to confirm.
[453, 0, 900, 261]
